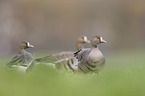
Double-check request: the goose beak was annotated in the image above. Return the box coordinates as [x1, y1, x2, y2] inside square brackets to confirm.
[85, 40, 91, 43]
[28, 44, 34, 48]
[101, 39, 107, 43]
[100, 37, 107, 43]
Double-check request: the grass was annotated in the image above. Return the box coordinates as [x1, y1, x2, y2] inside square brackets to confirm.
[0, 50, 145, 96]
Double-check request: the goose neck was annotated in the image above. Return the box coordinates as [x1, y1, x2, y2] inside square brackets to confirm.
[76, 42, 84, 50]
[91, 45, 98, 49]
[19, 48, 26, 54]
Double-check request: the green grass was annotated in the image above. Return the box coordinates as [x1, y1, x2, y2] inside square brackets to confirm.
[0, 51, 145, 96]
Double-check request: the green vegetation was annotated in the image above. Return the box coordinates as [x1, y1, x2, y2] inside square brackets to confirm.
[0, 51, 145, 96]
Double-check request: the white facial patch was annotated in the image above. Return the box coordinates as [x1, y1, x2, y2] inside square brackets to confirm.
[100, 37, 103, 42]
[27, 42, 30, 46]
[84, 36, 87, 41]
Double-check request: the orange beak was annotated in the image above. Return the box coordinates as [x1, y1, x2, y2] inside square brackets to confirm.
[85, 40, 91, 43]
[28, 44, 34, 48]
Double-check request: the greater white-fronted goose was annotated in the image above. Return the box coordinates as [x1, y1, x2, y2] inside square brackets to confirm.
[35, 36, 90, 62]
[74, 35, 106, 73]
[6, 41, 34, 72]
[30, 36, 90, 71]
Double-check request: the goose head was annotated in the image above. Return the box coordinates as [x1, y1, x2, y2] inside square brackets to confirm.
[91, 35, 107, 48]
[77, 36, 90, 44]
[76, 36, 90, 50]
[19, 41, 34, 49]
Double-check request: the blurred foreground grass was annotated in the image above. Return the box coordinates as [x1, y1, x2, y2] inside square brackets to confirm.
[0, 51, 145, 96]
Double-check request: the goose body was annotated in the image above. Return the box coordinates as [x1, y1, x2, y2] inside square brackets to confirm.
[76, 48, 105, 73]
[6, 41, 34, 72]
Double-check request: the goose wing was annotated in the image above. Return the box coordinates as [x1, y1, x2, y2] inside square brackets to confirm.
[74, 48, 91, 61]
[7, 53, 34, 70]
[35, 51, 74, 63]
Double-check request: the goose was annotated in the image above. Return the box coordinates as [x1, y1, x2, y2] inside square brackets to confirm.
[35, 35, 90, 62]
[27, 36, 90, 71]
[6, 41, 34, 72]
[74, 35, 106, 73]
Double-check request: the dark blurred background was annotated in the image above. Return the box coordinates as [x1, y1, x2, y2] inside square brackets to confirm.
[0, 0, 145, 56]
